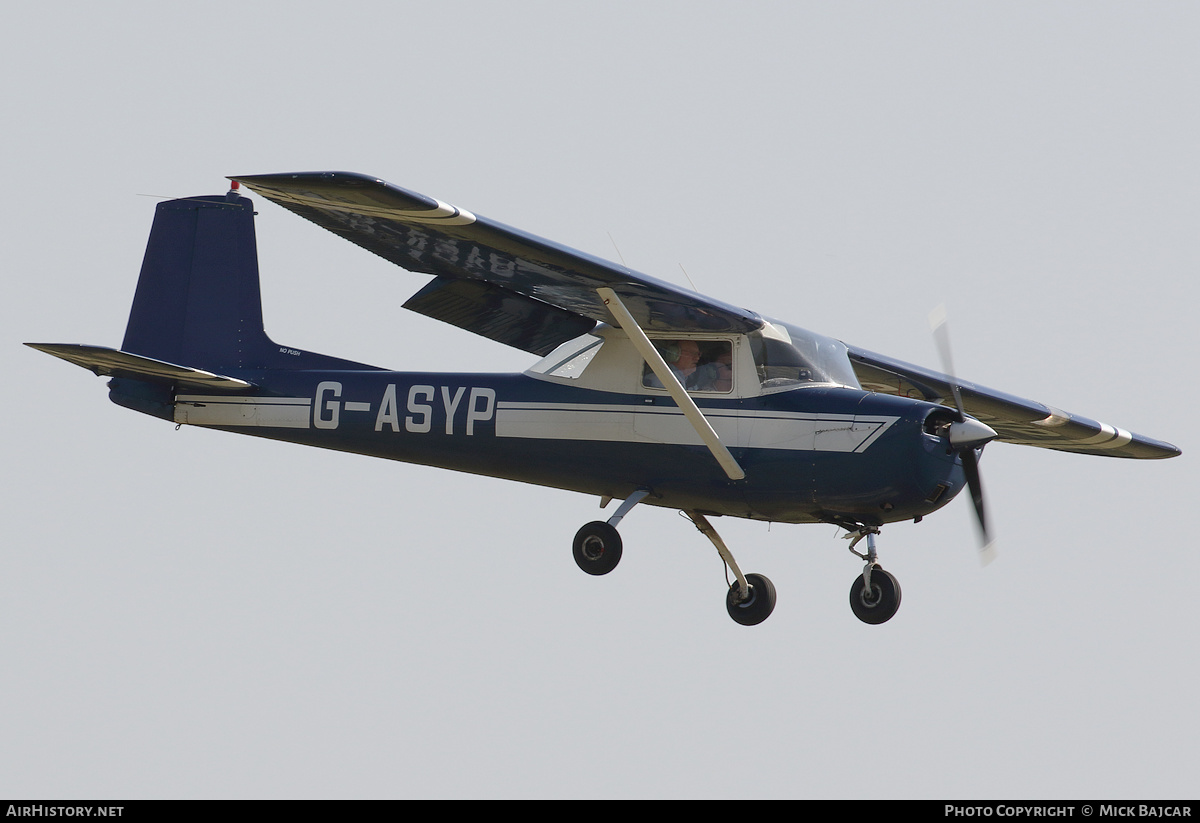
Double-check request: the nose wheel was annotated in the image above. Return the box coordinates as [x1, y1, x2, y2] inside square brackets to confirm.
[845, 528, 902, 625]
[849, 565, 902, 624]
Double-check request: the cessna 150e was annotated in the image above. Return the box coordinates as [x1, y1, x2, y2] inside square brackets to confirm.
[28, 172, 1181, 626]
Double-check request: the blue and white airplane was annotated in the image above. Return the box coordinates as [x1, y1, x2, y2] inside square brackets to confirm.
[28, 172, 1181, 626]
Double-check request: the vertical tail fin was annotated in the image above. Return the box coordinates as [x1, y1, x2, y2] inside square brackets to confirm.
[121, 190, 374, 372]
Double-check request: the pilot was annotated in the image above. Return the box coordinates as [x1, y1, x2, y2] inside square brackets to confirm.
[672, 340, 702, 385]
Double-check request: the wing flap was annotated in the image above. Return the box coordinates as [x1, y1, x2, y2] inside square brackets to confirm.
[849, 347, 1180, 460]
[231, 172, 764, 343]
[402, 276, 596, 356]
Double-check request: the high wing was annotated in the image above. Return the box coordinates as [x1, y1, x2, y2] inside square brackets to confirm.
[233, 171, 1178, 461]
[848, 345, 1180, 459]
[231, 172, 763, 356]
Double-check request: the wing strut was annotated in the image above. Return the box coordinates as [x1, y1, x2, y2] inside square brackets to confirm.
[597, 287, 745, 481]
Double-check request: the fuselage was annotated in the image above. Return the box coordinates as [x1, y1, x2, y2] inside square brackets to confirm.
[162, 368, 967, 527]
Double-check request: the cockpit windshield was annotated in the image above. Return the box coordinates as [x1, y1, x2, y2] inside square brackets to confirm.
[749, 320, 859, 391]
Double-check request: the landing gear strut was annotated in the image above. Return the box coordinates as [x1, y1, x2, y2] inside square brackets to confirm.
[686, 512, 776, 626]
[845, 528, 902, 624]
[570, 494, 777, 626]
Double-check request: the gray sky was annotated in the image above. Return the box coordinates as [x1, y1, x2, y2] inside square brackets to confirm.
[3, 1, 1196, 799]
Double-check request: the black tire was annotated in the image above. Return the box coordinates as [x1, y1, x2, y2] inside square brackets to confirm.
[849, 566, 902, 624]
[572, 521, 623, 575]
[726, 572, 777, 626]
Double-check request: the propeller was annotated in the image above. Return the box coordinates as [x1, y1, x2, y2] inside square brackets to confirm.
[929, 305, 998, 565]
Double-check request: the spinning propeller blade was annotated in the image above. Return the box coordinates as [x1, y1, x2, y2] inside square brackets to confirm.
[929, 306, 997, 565]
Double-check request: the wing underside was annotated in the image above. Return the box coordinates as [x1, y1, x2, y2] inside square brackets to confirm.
[232, 172, 763, 355]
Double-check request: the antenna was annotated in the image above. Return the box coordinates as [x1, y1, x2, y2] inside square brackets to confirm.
[678, 263, 699, 292]
[608, 232, 699, 292]
[607, 232, 627, 267]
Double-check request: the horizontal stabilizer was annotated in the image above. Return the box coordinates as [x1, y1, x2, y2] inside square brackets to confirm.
[26, 343, 254, 391]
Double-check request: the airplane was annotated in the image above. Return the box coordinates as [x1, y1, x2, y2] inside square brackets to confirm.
[27, 172, 1181, 627]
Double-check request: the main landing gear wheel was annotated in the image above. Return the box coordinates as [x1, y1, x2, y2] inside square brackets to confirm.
[572, 521, 623, 575]
[849, 566, 901, 625]
[726, 572, 777, 626]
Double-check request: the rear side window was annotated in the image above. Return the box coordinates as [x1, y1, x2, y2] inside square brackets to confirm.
[528, 334, 603, 379]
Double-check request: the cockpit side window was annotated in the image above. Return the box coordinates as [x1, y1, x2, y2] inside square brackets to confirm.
[642, 339, 734, 394]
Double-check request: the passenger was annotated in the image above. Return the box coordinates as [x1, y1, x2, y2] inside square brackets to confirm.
[696, 346, 733, 392]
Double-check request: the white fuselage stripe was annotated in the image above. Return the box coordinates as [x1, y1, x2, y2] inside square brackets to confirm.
[171, 395, 901, 453]
[495, 401, 897, 453]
